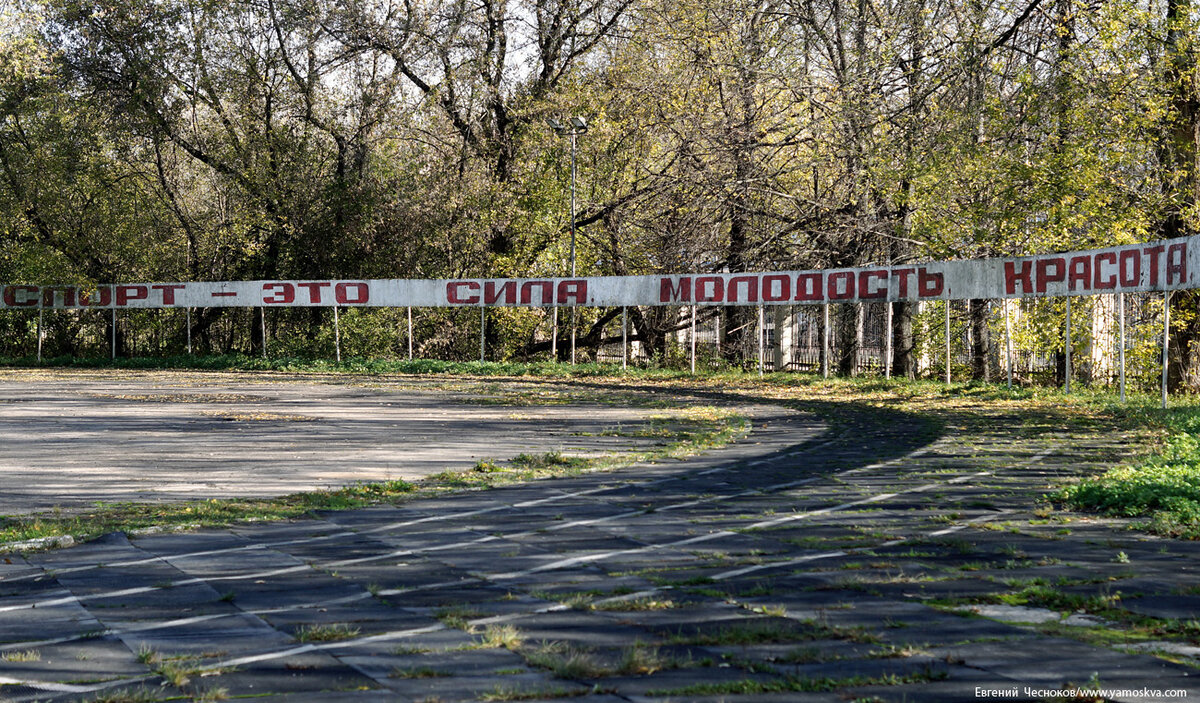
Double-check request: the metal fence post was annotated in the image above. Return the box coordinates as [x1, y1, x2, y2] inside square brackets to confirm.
[757, 304, 764, 377]
[944, 302, 951, 385]
[1118, 292, 1125, 403]
[690, 305, 696, 374]
[1163, 291, 1171, 409]
[884, 302, 892, 379]
[1004, 299, 1013, 390]
[821, 303, 830, 379]
[334, 305, 341, 363]
[621, 306, 628, 370]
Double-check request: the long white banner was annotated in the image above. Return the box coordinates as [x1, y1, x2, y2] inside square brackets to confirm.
[2, 235, 1195, 310]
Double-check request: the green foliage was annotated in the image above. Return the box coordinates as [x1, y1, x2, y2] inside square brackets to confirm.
[1, 0, 1193, 372]
[1057, 407, 1200, 538]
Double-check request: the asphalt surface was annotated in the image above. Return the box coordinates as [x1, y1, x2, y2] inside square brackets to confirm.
[0, 370, 693, 512]
[0, 371, 1198, 703]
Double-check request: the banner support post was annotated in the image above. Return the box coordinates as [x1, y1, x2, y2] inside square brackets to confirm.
[551, 307, 558, 362]
[1004, 299, 1013, 391]
[111, 305, 116, 360]
[407, 307, 413, 360]
[1118, 293, 1125, 403]
[945, 301, 951, 385]
[480, 307, 486, 363]
[1163, 291, 1171, 410]
[884, 302, 892, 379]
[621, 306, 627, 370]
[37, 308, 43, 362]
[758, 304, 765, 377]
[821, 303, 830, 379]
[334, 306, 341, 363]
[186, 308, 192, 355]
[261, 307, 267, 359]
[1065, 297, 1072, 394]
[690, 305, 696, 374]
[571, 308, 576, 365]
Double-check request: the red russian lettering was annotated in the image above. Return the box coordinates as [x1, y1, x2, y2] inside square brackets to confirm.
[727, 275, 759, 303]
[298, 282, 331, 303]
[1004, 261, 1033, 295]
[116, 285, 148, 307]
[152, 284, 185, 305]
[1144, 245, 1165, 286]
[660, 277, 692, 303]
[1068, 256, 1091, 292]
[263, 283, 295, 304]
[762, 275, 790, 302]
[2, 285, 38, 307]
[858, 270, 887, 299]
[1094, 252, 1117, 290]
[892, 268, 916, 298]
[827, 271, 854, 301]
[1167, 242, 1188, 286]
[794, 273, 823, 301]
[918, 268, 944, 297]
[557, 280, 587, 305]
[1035, 258, 1065, 293]
[520, 281, 553, 304]
[1119, 250, 1140, 287]
[695, 276, 724, 303]
[447, 282, 480, 304]
[485, 281, 517, 305]
[335, 282, 369, 304]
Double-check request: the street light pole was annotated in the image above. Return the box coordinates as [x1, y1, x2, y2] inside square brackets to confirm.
[570, 129, 577, 280]
[549, 116, 588, 365]
[569, 128, 577, 365]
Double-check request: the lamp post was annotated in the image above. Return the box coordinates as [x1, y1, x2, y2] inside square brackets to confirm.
[548, 116, 588, 364]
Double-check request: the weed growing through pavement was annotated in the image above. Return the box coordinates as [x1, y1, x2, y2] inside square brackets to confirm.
[294, 623, 360, 642]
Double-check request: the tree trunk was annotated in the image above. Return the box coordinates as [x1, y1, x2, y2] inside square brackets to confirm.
[892, 301, 916, 378]
[836, 303, 862, 376]
[969, 299, 991, 381]
[1164, 0, 1200, 391]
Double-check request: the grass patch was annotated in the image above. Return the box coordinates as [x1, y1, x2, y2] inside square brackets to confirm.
[293, 623, 360, 642]
[521, 641, 608, 679]
[435, 605, 485, 630]
[83, 688, 165, 703]
[589, 596, 675, 611]
[478, 684, 598, 701]
[1055, 410, 1200, 537]
[665, 620, 800, 646]
[476, 624, 523, 649]
[647, 669, 948, 695]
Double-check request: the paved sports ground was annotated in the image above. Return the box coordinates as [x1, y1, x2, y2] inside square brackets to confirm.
[0, 369, 1197, 702]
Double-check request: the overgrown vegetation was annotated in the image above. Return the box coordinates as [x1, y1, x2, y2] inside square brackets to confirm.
[1055, 408, 1200, 538]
